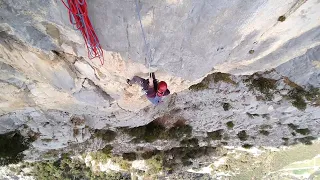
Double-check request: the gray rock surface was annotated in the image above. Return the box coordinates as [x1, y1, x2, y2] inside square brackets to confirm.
[0, 0, 320, 178]
[1, 0, 320, 80]
[276, 44, 320, 88]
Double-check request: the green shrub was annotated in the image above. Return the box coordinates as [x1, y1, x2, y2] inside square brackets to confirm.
[249, 50, 255, 54]
[111, 157, 131, 171]
[167, 124, 192, 139]
[287, 124, 310, 135]
[278, 15, 286, 22]
[90, 145, 113, 163]
[207, 129, 224, 140]
[122, 121, 192, 143]
[94, 129, 117, 142]
[295, 128, 310, 135]
[29, 157, 130, 180]
[297, 136, 316, 145]
[287, 123, 298, 130]
[287, 88, 307, 111]
[189, 82, 209, 91]
[259, 130, 270, 136]
[180, 138, 199, 147]
[141, 150, 160, 160]
[245, 75, 277, 100]
[122, 152, 137, 161]
[226, 121, 234, 129]
[237, 130, 248, 141]
[189, 72, 236, 91]
[123, 121, 165, 143]
[242, 144, 253, 149]
[146, 155, 163, 174]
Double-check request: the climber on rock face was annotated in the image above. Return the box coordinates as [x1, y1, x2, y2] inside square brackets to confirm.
[127, 73, 170, 105]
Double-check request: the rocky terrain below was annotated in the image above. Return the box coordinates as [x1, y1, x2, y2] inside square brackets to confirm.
[0, 0, 320, 179]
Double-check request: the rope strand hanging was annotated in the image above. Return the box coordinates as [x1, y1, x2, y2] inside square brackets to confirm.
[60, 0, 104, 65]
[134, 0, 152, 70]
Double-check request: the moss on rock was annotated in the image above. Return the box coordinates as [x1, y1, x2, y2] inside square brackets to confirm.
[237, 130, 249, 141]
[189, 72, 236, 91]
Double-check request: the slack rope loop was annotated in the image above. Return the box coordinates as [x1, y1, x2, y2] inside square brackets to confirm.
[60, 0, 104, 65]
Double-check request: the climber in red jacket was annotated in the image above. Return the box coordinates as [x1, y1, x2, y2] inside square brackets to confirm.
[127, 73, 170, 105]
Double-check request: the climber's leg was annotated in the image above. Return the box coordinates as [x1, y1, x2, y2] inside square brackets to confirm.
[127, 76, 149, 90]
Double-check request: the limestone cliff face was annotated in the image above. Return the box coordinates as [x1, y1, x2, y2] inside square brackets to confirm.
[0, 0, 320, 172]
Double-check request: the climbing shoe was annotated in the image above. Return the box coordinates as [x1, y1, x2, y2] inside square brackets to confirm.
[126, 79, 132, 86]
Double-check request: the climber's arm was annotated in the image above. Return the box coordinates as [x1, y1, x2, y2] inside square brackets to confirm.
[148, 78, 154, 89]
[148, 73, 156, 88]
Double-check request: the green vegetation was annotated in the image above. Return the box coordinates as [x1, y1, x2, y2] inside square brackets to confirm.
[278, 15, 286, 22]
[122, 120, 192, 143]
[226, 121, 234, 129]
[146, 154, 163, 175]
[180, 138, 199, 147]
[296, 136, 316, 145]
[295, 128, 310, 135]
[189, 72, 236, 91]
[42, 150, 60, 159]
[222, 103, 231, 111]
[287, 124, 310, 135]
[249, 50, 255, 54]
[212, 72, 236, 84]
[245, 75, 277, 101]
[28, 156, 130, 180]
[0, 131, 30, 166]
[139, 146, 216, 175]
[111, 157, 131, 171]
[189, 81, 209, 91]
[287, 123, 298, 130]
[283, 80, 320, 110]
[122, 121, 165, 143]
[122, 152, 137, 161]
[305, 87, 320, 106]
[162, 146, 216, 170]
[94, 129, 117, 142]
[89, 145, 131, 171]
[242, 144, 253, 149]
[141, 150, 160, 160]
[287, 88, 307, 111]
[237, 130, 248, 141]
[259, 130, 270, 136]
[167, 124, 192, 139]
[207, 129, 224, 140]
[90, 145, 113, 163]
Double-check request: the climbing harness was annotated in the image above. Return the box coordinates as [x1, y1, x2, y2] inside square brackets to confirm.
[134, 0, 152, 72]
[60, 0, 104, 65]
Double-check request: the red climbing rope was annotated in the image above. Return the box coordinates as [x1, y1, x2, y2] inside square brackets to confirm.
[60, 0, 104, 65]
